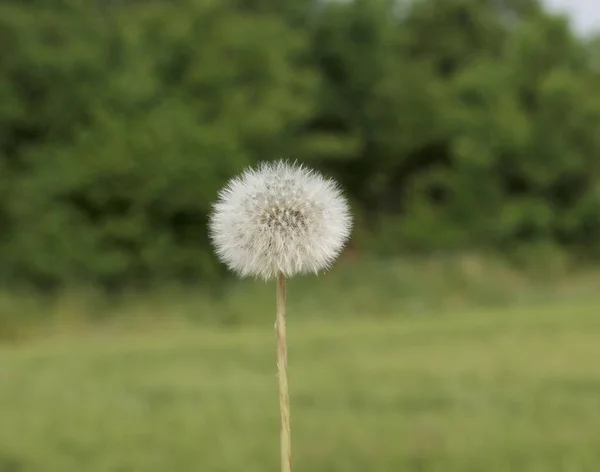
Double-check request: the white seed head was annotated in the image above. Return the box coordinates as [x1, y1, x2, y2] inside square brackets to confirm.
[209, 160, 353, 280]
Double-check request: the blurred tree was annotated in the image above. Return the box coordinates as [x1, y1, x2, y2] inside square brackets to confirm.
[0, 0, 317, 289]
[1, 0, 600, 289]
[396, 8, 600, 255]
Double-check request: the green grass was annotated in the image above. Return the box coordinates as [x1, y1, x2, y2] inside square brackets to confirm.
[3, 253, 600, 343]
[1, 302, 600, 471]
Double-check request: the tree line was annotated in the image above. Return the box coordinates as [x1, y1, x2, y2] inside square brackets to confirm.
[1, 0, 599, 290]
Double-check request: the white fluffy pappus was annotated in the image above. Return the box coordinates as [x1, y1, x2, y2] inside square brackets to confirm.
[209, 160, 353, 280]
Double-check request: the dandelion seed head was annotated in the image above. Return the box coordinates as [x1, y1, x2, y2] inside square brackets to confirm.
[209, 160, 352, 280]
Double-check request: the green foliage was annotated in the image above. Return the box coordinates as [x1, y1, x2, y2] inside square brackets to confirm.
[0, 0, 316, 288]
[0, 0, 600, 289]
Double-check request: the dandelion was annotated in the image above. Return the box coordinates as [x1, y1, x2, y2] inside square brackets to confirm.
[209, 160, 352, 472]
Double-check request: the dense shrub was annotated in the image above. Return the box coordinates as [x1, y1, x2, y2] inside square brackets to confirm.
[0, 0, 599, 289]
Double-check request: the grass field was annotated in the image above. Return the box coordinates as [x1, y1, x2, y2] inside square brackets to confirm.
[1, 301, 600, 472]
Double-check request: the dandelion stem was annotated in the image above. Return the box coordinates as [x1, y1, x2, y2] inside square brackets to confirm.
[276, 272, 292, 472]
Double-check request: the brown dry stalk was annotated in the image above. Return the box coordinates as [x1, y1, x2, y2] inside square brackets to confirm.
[276, 272, 292, 472]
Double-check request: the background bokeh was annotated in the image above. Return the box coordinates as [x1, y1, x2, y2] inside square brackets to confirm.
[1, 0, 600, 471]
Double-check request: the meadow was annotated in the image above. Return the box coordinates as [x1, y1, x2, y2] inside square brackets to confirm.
[1, 291, 600, 472]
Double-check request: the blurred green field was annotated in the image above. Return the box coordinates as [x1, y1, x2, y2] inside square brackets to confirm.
[1, 302, 600, 472]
